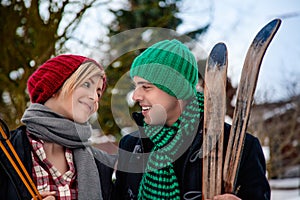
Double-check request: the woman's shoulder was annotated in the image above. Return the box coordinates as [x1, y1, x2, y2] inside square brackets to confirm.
[9, 125, 28, 143]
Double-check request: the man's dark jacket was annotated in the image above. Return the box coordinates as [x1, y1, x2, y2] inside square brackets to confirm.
[112, 113, 270, 200]
[0, 125, 113, 200]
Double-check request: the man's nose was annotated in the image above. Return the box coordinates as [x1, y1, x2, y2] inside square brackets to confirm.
[132, 88, 142, 102]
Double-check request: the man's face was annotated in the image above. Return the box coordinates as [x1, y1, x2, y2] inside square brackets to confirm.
[132, 76, 182, 126]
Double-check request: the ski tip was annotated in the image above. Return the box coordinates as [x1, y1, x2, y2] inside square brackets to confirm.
[207, 42, 227, 69]
[253, 18, 281, 45]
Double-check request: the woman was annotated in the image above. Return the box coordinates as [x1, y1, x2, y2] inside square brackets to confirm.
[0, 55, 116, 200]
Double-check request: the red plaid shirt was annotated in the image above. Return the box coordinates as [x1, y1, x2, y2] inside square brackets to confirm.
[28, 133, 78, 200]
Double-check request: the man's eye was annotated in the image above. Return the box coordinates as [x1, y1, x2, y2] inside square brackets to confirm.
[142, 85, 151, 89]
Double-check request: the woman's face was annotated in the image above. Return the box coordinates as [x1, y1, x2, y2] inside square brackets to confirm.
[45, 75, 104, 123]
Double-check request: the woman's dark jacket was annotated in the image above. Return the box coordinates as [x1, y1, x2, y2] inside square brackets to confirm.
[113, 113, 270, 200]
[0, 125, 114, 200]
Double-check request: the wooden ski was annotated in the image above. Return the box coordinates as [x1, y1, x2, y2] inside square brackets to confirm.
[223, 18, 282, 193]
[203, 42, 228, 199]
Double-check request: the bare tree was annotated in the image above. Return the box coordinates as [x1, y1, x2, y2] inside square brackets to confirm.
[0, 0, 108, 129]
[249, 94, 300, 178]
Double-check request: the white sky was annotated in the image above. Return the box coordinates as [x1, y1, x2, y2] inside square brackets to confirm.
[64, 2, 300, 195]
[177, 0, 300, 103]
[65, 0, 300, 103]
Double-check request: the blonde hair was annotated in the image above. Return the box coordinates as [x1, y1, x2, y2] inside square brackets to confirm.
[59, 62, 106, 98]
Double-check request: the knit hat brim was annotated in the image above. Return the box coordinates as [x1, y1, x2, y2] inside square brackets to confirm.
[28, 55, 105, 104]
[130, 63, 195, 99]
[130, 39, 198, 100]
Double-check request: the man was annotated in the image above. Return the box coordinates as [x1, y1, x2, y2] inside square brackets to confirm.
[113, 39, 270, 200]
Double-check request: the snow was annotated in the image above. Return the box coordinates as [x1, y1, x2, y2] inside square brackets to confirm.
[270, 178, 300, 200]
[263, 147, 300, 199]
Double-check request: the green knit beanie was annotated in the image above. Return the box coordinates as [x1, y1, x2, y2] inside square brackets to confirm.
[130, 39, 198, 100]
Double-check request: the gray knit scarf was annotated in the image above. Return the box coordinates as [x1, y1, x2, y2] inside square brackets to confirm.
[21, 103, 103, 200]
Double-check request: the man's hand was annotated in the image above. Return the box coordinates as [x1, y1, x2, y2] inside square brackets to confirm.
[208, 193, 241, 200]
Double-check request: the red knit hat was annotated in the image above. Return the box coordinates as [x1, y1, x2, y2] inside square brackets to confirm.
[28, 54, 106, 104]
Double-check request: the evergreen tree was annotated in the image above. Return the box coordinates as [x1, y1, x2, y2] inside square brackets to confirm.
[99, 0, 209, 139]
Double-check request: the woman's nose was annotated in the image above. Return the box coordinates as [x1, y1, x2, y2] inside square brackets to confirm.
[89, 90, 99, 102]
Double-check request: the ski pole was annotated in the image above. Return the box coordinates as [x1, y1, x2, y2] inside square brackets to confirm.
[0, 119, 42, 200]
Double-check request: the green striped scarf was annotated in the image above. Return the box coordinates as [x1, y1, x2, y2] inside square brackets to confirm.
[138, 92, 204, 199]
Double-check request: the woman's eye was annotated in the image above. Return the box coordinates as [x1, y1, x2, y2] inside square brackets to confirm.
[83, 82, 90, 88]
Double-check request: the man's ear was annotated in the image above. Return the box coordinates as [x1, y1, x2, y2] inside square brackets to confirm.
[179, 99, 188, 112]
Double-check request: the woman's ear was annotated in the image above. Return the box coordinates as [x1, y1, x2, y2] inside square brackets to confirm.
[51, 93, 59, 99]
[52, 89, 63, 98]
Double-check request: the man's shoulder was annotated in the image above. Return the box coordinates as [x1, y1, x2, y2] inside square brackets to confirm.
[119, 130, 154, 153]
[119, 130, 141, 149]
[224, 122, 257, 138]
[121, 130, 140, 141]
